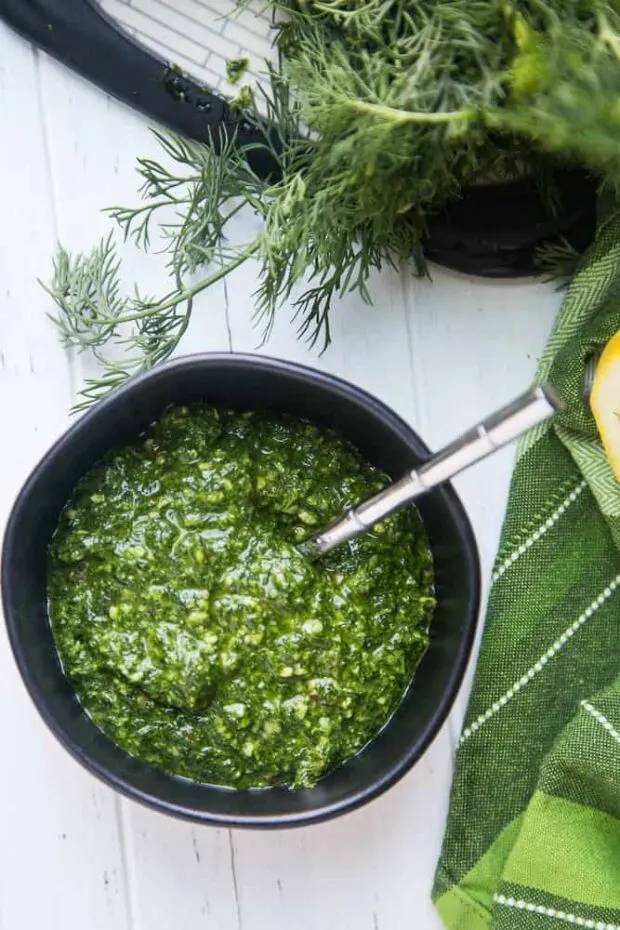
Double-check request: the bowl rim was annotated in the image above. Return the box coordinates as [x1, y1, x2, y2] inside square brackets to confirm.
[1, 352, 481, 826]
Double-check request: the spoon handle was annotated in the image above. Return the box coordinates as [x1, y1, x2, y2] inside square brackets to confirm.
[301, 384, 561, 559]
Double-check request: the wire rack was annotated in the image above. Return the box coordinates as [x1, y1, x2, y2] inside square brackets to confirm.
[98, 0, 275, 93]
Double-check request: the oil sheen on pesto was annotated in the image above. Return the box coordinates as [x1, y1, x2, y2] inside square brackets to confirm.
[48, 406, 435, 790]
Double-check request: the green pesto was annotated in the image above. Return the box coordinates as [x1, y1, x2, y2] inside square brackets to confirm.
[48, 406, 435, 789]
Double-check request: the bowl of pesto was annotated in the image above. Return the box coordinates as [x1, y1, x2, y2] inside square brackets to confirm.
[2, 354, 480, 827]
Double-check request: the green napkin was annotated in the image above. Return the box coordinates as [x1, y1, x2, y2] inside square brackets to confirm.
[433, 207, 620, 930]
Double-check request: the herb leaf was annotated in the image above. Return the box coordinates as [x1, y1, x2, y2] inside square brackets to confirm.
[46, 1, 620, 408]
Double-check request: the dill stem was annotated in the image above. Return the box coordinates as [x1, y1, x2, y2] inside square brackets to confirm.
[348, 99, 474, 124]
[107, 241, 260, 325]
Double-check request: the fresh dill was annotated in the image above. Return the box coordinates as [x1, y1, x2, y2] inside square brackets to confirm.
[45, 1, 620, 408]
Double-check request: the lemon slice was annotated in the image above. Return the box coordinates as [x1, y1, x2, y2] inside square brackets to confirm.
[590, 328, 620, 481]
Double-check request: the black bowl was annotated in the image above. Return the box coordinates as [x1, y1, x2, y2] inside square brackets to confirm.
[423, 167, 597, 278]
[1, 354, 480, 827]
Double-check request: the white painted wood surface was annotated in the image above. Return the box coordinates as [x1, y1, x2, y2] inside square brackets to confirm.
[0, 21, 563, 930]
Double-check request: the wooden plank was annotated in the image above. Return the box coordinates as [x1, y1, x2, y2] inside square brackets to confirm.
[0, 25, 130, 930]
[116, 808, 240, 930]
[404, 267, 561, 731]
[225, 261, 425, 423]
[34, 49, 233, 381]
[33, 45, 238, 930]
[227, 736, 453, 930]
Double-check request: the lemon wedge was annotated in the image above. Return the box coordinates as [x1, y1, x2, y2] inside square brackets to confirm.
[590, 328, 620, 481]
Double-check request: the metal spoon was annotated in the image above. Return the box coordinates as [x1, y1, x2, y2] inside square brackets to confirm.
[582, 348, 602, 404]
[299, 383, 562, 560]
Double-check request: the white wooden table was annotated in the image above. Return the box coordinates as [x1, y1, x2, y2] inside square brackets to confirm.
[0, 21, 563, 930]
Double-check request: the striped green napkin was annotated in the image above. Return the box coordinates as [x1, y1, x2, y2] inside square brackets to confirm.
[433, 207, 620, 930]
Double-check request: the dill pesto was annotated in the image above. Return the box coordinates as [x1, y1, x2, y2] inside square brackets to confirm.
[48, 406, 435, 789]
